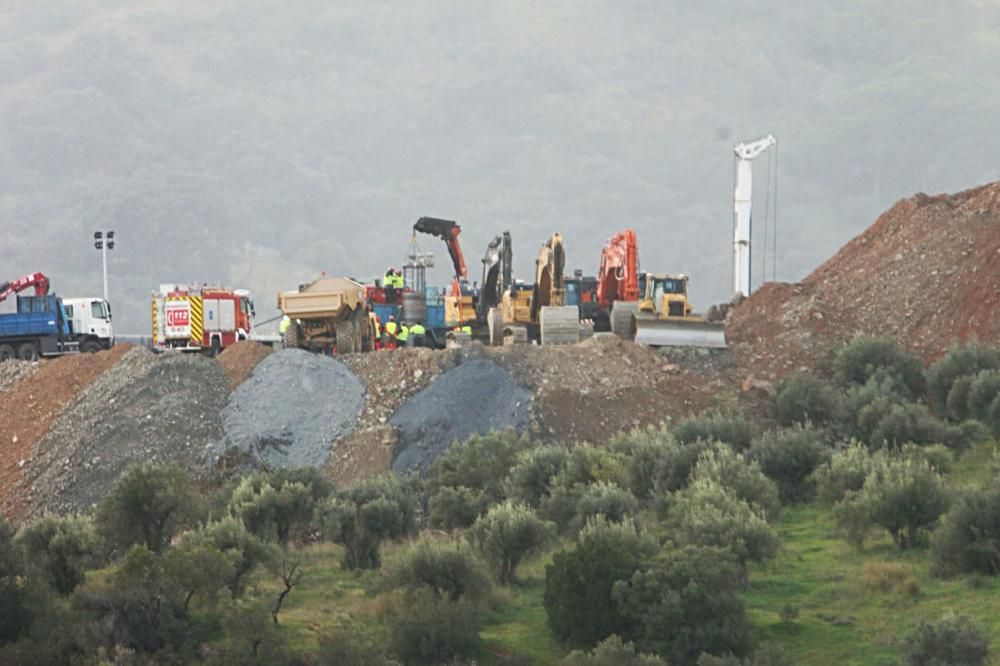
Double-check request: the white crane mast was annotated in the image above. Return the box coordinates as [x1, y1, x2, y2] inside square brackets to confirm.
[732, 134, 776, 298]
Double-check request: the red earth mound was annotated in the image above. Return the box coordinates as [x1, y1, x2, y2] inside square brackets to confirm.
[729, 182, 1000, 377]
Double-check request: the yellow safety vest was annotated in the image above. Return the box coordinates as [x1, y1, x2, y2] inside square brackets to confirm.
[279, 316, 291, 334]
[385, 321, 398, 336]
[461, 325, 472, 334]
[397, 325, 409, 342]
[384, 273, 396, 287]
[410, 324, 426, 336]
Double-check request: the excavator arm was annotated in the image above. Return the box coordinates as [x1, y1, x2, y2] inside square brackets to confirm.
[530, 233, 566, 322]
[414, 217, 468, 296]
[0, 272, 50, 304]
[479, 231, 512, 318]
[596, 230, 639, 309]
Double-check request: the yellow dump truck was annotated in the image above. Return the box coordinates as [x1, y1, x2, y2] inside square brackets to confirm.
[278, 277, 375, 354]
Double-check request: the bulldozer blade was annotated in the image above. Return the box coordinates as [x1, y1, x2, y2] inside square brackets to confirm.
[632, 317, 727, 348]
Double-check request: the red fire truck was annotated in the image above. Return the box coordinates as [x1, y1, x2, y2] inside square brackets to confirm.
[152, 283, 256, 355]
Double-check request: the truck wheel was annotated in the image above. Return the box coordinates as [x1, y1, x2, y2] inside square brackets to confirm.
[17, 343, 39, 362]
[81, 340, 101, 353]
[282, 323, 300, 349]
[335, 324, 354, 354]
[0, 344, 14, 362]
[209, 337, 222, 358]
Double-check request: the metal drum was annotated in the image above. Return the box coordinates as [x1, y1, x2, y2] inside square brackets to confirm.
[401, 292, 428, 325]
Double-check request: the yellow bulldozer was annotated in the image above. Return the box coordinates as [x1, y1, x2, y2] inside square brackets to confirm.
[631, 273, 727, 348]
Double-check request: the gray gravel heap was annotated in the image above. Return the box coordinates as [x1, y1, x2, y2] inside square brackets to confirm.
[30, 348, 229, 516]
[0, 359, 36, 394]
[208, 348, 364, 470]
[391, 358, 531, 475]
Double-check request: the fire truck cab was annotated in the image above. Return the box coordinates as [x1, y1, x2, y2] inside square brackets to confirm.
[152, 283, 255, 355]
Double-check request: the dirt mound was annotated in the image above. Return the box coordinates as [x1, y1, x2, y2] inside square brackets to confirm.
[28, 348, 229, 517]
[0, 360, 38, 394]
[729, 183, 1000, 377]
[208, 349, 364, 470]
[391, 358, 532, 475]
[217, 341, 273, 390]
[0, 344, 132, 521]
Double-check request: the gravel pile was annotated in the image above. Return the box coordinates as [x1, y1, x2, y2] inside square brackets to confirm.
[0, 360, 37, 394]
[391, 358, 531, 475]
[208, 348, 364, 470]
[29, 348, 229, 516]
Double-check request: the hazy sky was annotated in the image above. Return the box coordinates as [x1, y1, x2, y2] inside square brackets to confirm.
[2, 1, 998, 332]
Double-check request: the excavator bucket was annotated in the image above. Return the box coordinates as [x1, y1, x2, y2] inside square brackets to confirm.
[631, 315, 727, 349]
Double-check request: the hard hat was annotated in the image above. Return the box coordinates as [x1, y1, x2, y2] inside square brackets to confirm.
[389, 315, 395, 321]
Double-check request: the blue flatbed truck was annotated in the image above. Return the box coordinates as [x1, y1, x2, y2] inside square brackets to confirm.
[0, 294, 114, 362]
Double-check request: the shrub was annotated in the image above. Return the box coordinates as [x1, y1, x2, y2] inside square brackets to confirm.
[15, 515, 102, 595]
[428, 429, 531, 502]
[901, 613, 990, 666]
[611, 426, 676, 501]
[228, 476, 317, 544]
[555, 444, 629, 489]
[927, 344, 1000, 415]
[386, 590, 481, 665]
[836, 456, 949, 550]
[563, 635, 666, 666]
[614, 545, 751, 663]
[750, 428, 831, 503]
[468, 501, 555, 584]
[690, 447, 781, 519]
[573, 482, 641, 532]
[967, 370, 1000, 423]
[771, 373, 841, 426]
[163, 532, 240, 610]
[0, 518, 31, 646]
[316, 475, 416, 570]
[505, 445, 570, 507]
[544, 517, 656, 648]
[946, 375, 976, 421]
[385, 536, 491, 602]
[215, 598, 290, 664]
[674, 413, 754, 451]
[860, 561, 915, 593]
[833, 337, 926, 398]
[428, 485, 486, 530]
[96, 463, 204, 554]
[931, 485, 1000, 577]
[190, 517, 276, 598]
[540, 483, 585, 532]
[666, 480, 780, 572]
[315, 618, 396, 666]
[867, 402, 948, 449]
[814, 444, 875, 505]
[651, 439, 719, 495]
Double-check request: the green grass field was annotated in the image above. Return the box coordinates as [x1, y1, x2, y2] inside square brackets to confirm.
[268, 440, 1000, 664]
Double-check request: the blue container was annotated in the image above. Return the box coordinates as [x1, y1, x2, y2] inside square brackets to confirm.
[0, 311, 58, 337]
[425, 286, 444, 302]
[372, 303, 399, 324]
[426, 303, 445, 329]
[18, 294, 59, 314]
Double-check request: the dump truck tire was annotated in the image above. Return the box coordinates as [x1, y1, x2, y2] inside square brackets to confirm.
[540, 305, 580, 345]
[335, 323, 355, 354]
[610, 301, 639, 339]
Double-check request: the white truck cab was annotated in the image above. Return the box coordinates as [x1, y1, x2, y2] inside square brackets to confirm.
[61, 297, 115, 349]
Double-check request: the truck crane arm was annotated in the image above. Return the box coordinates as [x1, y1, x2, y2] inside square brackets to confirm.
[0, 272, 50, 304]
[732, 134, 777, 298]
[414, 216, 468, 279]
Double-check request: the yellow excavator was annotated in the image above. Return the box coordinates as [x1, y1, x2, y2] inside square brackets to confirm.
[492, 233, 579, 345]
[631, 273, 727, 348]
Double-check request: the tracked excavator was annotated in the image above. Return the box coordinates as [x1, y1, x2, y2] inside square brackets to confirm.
[478, 231, 512, 320]
[493, 233, 579, 345]
[597, 230, 641, 337]
[413, 217, 475, 328]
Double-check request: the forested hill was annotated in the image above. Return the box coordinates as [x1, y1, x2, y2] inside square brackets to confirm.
[1, 1, 998, 332]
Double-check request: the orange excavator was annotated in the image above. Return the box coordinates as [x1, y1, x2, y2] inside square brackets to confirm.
[597, 230, 641, 335]
[595, 230, 726, 348]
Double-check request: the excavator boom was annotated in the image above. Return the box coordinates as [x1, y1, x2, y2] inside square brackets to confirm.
[0, 272, 50, 304]
[596, 230, 639, 309]
[414, 217, 469, 287]
[479, 231, 512, 318]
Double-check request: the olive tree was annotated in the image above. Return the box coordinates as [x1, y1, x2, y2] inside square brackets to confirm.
[468, 501, 555, 584]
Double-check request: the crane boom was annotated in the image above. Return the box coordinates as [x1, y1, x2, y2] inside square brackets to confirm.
[414, 217, 469, 297]
[733, 134, 776, 298]
[0, 272, 50, 304]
